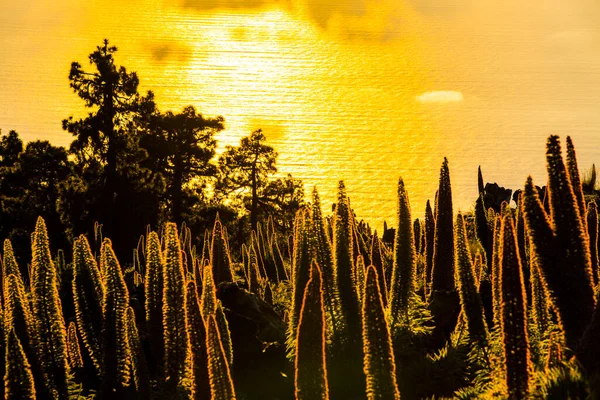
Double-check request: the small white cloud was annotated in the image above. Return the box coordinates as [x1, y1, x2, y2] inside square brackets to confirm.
[416, 91, 464, 103]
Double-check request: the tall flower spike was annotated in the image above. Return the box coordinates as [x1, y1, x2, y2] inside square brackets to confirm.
[194, 259, 204, 294]
[491, 215, 502, 327]
[363, 266, 400, 400]
[455, 213, 487, 343]
[370, 232, 387, 307]
[413, 219, 421, 256]
[4, 273, 44, 397]
[211, 215, 234, 285]
[215, 303, 234, 367]
[420, 221, 426, 257]
[201, 258, 218, 319]
[144, 231, 165, 377]
[331, 182, 365, 398]
[162, 222, 189, 389]
[311, 188, 337, 320]
[294, 261, 329, 400]
[478, 165, 485, 195]
[251, 232, 267, 280]
[389, 177, 416, 325]
[202, 229, 211, 266]
[66, 322, 84, 370]
[248, 262, 262, 295]
[5, 329, 36, 400]
[500, 214, 531, 400]
[101, 238, 131, 391]
[431, 159, 455, 290]
[262, 235, 280, 282]
[475, 194, 492, 267]
[311, 187, 333, 280]
[529, 258, 549, 335]
[72, 235, 104, 373]
[127, 307, 150, 398]
[515, 195, 530, 302]
[30, 217, 70, 400]
[289, 209, 312, 338]
[186, 281, 210, 400]
[353, 216, 371, 269]
[566, 136, 587, 225]
[424, 200, 435, 298]
[273, 239, 288, 281]
[3, 239, 23, 293]
[206, 316, 236, 400]
[477, 252, 487, 285]
[356, 255, 366, 304]
[523, 136, 595, 350]
[334, 182, 361, 336]
[429, 159, 460, 346]
[587, 201, 599, 286]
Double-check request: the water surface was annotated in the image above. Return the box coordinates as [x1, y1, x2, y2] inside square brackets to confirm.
[2, 0, 600, 228]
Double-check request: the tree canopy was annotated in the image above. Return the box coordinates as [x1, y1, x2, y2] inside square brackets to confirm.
[140, 105, 225, 225]
[0, 39, 304, 262]
[216, 129, 278, 230]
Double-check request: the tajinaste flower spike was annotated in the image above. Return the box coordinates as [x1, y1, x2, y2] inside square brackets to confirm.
[586, 201, 599, 286]
[566, 136, 587, 226]
[72, 236, 104, 374]
[429, 159, 460, 346]
[211, 214, 234, 285]
[185, 280, 210, 400]
[363, 266, 400, 400]
[370, 231, 387, 307]
[5, 329, 36, 400]
[101, 238, 132, 393]
[144, 231, 165, 378]
[294, 261, 329, 400]
[424, 200, 435, 298]
[522, 135, 595, 351]
[389, 177, 416, 326]
[499, 214, 532, 400]
[206, 315, 236, 400]
[31, 217, 70, 400]
[162, 222, 189, 390]
[455, 213, 488, 344]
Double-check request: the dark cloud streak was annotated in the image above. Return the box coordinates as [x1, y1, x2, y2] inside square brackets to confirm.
[181, 0, 286, 11]
[149, 42, 192, 63]
[172, 0, 400, 41]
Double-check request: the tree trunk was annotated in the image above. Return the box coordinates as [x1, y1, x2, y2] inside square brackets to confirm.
[102, 80, 121, 256]
[251, 163, 258, 231]
[172, 154, 183, 226]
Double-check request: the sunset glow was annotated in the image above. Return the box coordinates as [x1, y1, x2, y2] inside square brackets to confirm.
[2, 0, 600, 226]
[2, 2, 600, 399]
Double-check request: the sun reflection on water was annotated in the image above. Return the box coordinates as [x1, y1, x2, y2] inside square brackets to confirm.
[2, 0, 599, 229]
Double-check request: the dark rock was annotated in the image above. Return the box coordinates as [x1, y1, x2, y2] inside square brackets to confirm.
[513, 186, 546, 206]
[382, 226, 395, 246]
[217, 282, 286, 343]
[216, 282, 292, 399]
[483, 183, 513, 212]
